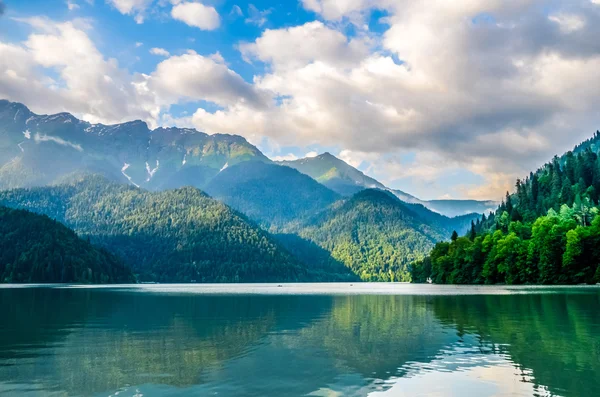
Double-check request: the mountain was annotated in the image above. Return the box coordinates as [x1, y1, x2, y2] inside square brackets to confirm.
[0, 100, 496, 216]
[292, 189, 451, 281]
[0, 175, 316, 283]
[0, 205, 133, 283]
[0, 100, 268, 191]
[279, 152, 497, 216]
[411, 130, 600, 285]
[204, 161, 341, 228]
[278, 152, 387, 196]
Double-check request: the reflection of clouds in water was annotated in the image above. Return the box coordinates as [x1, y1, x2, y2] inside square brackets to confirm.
[368, 341, 554, 397]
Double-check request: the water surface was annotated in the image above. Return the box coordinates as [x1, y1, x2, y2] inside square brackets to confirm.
[0, 284, 598, 396]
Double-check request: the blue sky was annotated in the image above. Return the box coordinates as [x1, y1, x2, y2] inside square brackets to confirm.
[1, 0, 599, 200]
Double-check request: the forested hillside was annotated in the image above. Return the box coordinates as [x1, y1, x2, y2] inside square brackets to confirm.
[293, 189, 449, 281]
[0, 176, 312, 282]
[411, 131, 600, 284]
[0, 206, 133, 283]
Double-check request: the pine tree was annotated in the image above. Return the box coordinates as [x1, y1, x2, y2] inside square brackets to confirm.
[451, 230, 459, 241]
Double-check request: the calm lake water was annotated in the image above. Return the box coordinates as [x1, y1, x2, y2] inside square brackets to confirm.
[1, 284, 599, 397]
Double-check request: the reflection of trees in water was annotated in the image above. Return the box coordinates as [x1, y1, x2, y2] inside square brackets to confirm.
[0, 288, 333, 395]
[296, 295, 455, 378]
[430, 292, 600, 397]
[3, 289, 597, 397]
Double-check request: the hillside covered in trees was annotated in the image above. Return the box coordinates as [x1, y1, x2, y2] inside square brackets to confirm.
[411, 131, 600, 285]
[0, 206, 133, 283]
[0, 175, 316, 283]
[291, 189, 450, 282]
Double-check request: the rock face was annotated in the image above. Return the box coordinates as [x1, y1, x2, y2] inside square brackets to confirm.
[0, 100, 269, 190]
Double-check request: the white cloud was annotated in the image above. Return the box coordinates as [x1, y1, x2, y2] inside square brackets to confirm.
[305, 151, 318, 158]
[239, 21, 369, 71]
[301, 0, 378, 21]
[338, 149, 365, 168]
[149, 47, 170, 57]
[272, 153, 299, 161]
[150, 50, 265, 108]
[548, 13, 586, 33]
[4, 1, 600, 199]
[171, 2, 220, 30]
[34, 133, 83, 151]
[0, 18, 158, 125]
[135, 41, 143, 47]
[209, 51, 225, 63]
[230, 4, 243, 18]
[67, 0, 80, 11]
[106, 0, 152, 23]
[195, 0, 600, 199]
[245, 4, 271, 27]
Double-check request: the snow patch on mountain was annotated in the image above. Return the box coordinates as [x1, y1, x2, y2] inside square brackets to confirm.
[34, 133, 83, 152]
[182, 154, 187, 165]
[18, 142, 25, 153]
[23, 130, 31, 139]
[220, 162, 228, 172]
[121, 163, 140, 188]
[145, 160, 159, 181]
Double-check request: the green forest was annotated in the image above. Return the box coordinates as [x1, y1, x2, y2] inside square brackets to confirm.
[0, 205, 133, 283]
[411, 131, 600, 284]
[0, 175, 311, 283]
[295, 189, 449, 282]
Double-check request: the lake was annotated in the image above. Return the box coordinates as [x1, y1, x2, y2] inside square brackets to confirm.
[0, 284, 599, 397]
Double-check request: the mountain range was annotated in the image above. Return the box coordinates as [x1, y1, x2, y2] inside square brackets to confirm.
[0, 100, 495, 217]
[0, 100, 492, 283]
[279, 153, 497, 217]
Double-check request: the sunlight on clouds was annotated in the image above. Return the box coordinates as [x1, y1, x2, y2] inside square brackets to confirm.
[2, 0, 600, 199]
[171, 1, 220, 30]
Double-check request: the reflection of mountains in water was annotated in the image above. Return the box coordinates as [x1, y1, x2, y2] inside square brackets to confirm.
[2, 289, 596, 397]
[0, 289, 454, 396]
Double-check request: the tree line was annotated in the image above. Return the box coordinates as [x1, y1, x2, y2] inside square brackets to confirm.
[411, 131, 600, 284]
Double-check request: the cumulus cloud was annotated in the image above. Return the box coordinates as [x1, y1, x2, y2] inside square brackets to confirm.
[189, 0, 600, 199]
[4, 1, 600, 199]
[106, 0, 152, 23]
[149, 47, 170, 57]
[149, 50, 266, 108]
[239, 21, 370, 71]
[171, 1, 220, 30]
[301, 0, 379, 22]
[0, 18, 158, 125]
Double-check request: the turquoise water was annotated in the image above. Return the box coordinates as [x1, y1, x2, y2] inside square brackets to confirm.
[0, 284, 599, 396]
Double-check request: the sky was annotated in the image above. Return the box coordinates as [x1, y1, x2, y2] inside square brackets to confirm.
[1, 0, 600, 201]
